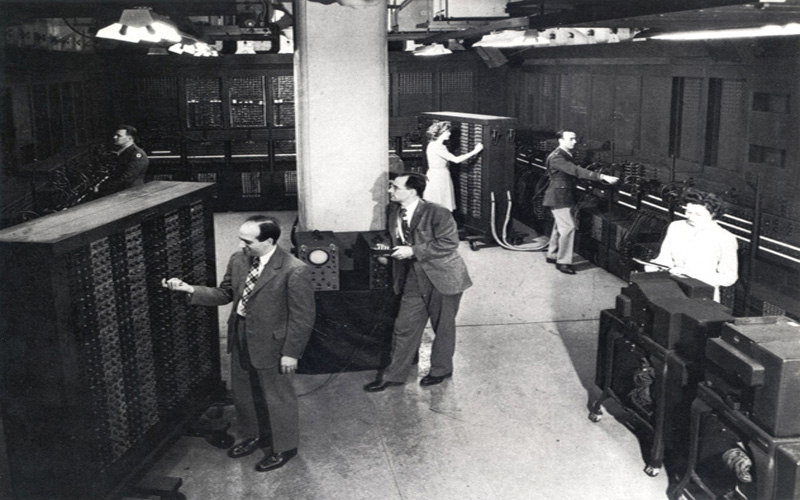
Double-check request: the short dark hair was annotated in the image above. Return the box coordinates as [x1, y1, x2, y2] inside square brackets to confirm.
[556, 129, 576, 140]
[682, 188, 727, 219]
[399, 172, 427, 198]
[117, 124, 138, 139]
[245, 215, 281, 243]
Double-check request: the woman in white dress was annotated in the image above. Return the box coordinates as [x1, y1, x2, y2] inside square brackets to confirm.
[646, 189, 738, 302]
[424, 121, 484, 211]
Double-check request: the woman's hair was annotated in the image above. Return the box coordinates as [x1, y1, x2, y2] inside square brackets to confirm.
[426, 121, 452, 141]
[682, 188, 727, 219]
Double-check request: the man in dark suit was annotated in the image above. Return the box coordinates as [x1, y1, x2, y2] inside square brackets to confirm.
[543, 129, 618, 274]
[364, 173, 472, 392]
[98, 125, 149, 195]
[162, 215, 315, 472]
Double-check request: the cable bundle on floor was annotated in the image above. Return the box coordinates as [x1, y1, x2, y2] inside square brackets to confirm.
[490, 191, 549, 251]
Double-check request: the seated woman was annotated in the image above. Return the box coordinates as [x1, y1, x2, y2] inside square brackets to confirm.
[424, 121, 483, 211]
[646, 188, 738, 302]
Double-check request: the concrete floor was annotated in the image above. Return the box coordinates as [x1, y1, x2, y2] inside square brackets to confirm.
[147, 212, 672, 500]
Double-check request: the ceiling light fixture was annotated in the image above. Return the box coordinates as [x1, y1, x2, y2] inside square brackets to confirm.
[474, 30, 522, 48]
[412, 43, 452, 56]
[167, 40, 219, 57]
[96, 7, 182, 44]
[645, 23, 800, 41]
[96, 23, 138, 43]
[474, 30, 547, 48]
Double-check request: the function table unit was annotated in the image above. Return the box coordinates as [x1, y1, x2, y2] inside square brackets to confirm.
[419, 112, 517, 250]
[0, 181, 223, 500]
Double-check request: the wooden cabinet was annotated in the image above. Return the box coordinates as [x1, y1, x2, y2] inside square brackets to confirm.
[0, 181, 222, 500]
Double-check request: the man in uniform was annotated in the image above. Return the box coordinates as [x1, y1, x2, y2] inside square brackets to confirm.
[98, 125, 149, 195]
[543, 130, 618, 274]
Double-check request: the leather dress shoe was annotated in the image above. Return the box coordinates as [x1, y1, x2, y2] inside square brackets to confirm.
[363, 380, 404, 392]
[255, 448, 297, 472]
[545, 257, 557, 264]
[556, 264, 576, 275]
[228, 437, 267, 459]
[420, 373, 452, 386]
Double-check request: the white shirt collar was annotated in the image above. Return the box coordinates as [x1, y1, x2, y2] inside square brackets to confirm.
[255, 246, 277, 271]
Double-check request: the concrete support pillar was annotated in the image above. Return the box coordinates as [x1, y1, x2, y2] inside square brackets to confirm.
[294, 0, 388, 232]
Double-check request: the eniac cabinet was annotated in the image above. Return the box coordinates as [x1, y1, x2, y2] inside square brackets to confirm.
[420, 112, 517, 245]
[0, 182, 223, 500]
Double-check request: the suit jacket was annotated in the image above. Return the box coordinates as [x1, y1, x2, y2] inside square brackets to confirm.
[542, 147, 602, 209]
[388, 200, 472, 296]
[190, 246, 315, 369]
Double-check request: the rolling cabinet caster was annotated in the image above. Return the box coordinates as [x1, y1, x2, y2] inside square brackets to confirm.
[644, 465, 660, 477]
[588, 411, 602, 423]
[469, 240, 481, 251]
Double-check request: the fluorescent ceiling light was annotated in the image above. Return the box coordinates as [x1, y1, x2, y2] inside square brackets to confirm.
[474, 30, 545, 48]
[167, 40, 219, 57]
[413, 43, 452, 56]
[193, 42, 219, 57]
[649, 23, 800, 41]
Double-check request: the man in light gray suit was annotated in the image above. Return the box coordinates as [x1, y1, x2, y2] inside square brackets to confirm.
[163, 215, 314, 472]
[364, 173, 472, 392]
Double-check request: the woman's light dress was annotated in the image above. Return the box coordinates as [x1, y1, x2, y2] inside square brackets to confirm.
[425, 142, 457, 211]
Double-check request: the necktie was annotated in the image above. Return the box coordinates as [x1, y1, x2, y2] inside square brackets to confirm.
[240, 257, 261, 314]
[400, 208, 411, 244]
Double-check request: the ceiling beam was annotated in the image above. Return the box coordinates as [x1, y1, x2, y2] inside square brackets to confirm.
[419, 16, 530, 44]
[418, 0, 768, 45]
[525, 0, 776, 29]
[0, 1, 237, 24]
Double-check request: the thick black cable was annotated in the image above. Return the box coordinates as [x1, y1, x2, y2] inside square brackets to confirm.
[296, 287, 397, 397]
[61, 18, 94, 39]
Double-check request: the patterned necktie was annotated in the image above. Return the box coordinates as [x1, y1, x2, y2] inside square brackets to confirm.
[400, 208, 411, 244]
[240, 256, 261, 313]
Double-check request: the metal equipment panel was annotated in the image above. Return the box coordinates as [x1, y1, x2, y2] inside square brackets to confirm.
[0, 181, 222, 500]
[705, 316, 800, 438]
[591, 309, 698, 477]
[420, 111, 517, 244]
[295, 231, 341, 291]
[670, 384, 800, 500]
